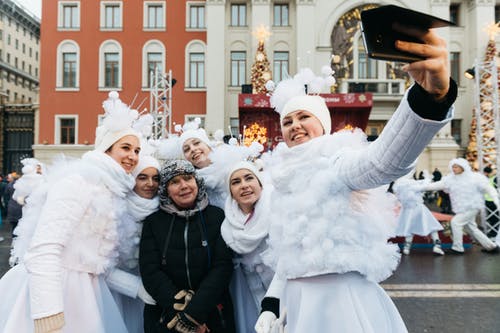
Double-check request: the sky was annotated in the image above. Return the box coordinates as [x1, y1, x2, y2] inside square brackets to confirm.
[15, 0, 41, 20]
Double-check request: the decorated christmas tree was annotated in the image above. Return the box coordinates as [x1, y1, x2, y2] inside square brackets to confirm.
[465, 23, 500, 170]
[251, 25, 272, 94]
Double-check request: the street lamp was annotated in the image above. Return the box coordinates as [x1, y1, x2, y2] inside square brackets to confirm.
[464, 67, 475, 80]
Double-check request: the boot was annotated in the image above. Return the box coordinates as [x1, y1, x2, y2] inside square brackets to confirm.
[402, 241, 411, 255]
[432, 240, 444, 256]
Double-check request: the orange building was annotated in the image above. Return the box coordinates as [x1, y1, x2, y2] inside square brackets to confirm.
[35, 0, 207, 161]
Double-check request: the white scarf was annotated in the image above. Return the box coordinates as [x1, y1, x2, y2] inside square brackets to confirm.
[221, 185, 272, 254]
[126, 191, 159, 220]
[82, 150, 135, 196]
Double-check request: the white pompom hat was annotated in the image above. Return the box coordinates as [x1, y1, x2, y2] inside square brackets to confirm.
[132, 155, 161, 178]
[281, 95, 332, 135]
[179, 128, 211, 150]
[449, 157, 471, 173]
[94, 126, 141, 152]
[227, 161, 263, 192]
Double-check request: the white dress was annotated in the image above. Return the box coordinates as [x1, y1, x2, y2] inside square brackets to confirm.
[262, 93, 452, 333]
[393, 178, 443, 237]
[0, 151, 138, 333]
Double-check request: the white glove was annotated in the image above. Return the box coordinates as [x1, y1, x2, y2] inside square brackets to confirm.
[138, 283, 156, 305]
[255, 311, 277, 333]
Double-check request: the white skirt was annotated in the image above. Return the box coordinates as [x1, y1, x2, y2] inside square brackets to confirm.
[0, 264, 129, 333]
[284, 272, 407, 333]
[395, 203, 443, 237]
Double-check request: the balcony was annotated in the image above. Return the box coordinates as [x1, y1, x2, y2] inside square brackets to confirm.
[340, 79, 406, 100]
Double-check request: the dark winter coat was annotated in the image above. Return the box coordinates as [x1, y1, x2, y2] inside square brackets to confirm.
[140, 205, 235, 333]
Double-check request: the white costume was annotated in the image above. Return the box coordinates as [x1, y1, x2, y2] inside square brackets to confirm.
[261, 88, 452, 333]
[393, 177, 444, 255]
[0, 151, 140, 333]
[222, 174, 274, 333]
[423, 158, 499, 253]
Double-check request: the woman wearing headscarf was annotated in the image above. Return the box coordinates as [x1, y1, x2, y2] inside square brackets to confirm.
[112, 154, 161, 333]
[140, 159, 235, 333]
[0, 92, 154, 333]
[221, 161, 274, 333]
[255, 26, 457, 333]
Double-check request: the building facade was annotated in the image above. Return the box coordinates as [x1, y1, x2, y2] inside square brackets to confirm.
[35, 0, 500, 173]
[0, 0, 40, 173]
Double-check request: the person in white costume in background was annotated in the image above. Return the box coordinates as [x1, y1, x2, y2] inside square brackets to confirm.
[392, 173, 444, 256]
[0, 92, 155, 333]
[421, 158, 500, 254]
[111, 154, 161, 333]
[255, 26, 457, 333]
[221, 161, 274, 333]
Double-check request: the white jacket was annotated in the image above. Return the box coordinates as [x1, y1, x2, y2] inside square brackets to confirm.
[23, 151, 140, 319]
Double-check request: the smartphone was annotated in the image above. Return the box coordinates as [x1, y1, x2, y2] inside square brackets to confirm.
[360, 5, 455, 63]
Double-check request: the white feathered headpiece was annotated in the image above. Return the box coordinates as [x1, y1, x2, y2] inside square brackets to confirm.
[267, 66, 336, 134]
[95, 91, 141, 151]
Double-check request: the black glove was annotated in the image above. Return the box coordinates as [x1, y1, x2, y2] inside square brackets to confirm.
[166, 312, 203, 333]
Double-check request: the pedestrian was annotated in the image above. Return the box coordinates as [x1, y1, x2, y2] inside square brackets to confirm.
[139, 159, 235, 333]
[110, 154, 161, 333]
[255, 25, 456, 333]
[0, 91, 155, 333]
[483, 166, 498, 237]
[221, 161, 274, 333]
[393, 175, 444, 256]
[421, 158, 499, 254]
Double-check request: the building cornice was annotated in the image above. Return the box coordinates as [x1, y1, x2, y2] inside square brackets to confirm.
[467, 0, 495, 9]
[0, 61, 39, 84]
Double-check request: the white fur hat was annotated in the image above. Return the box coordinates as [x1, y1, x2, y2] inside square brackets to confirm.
[227, 161, 263, 192]
[449, 158, 471, 173]
[94, 126, 141, 152]
[179, 128, 211, 150]
[132, 155, 160, 178]
[281, 95, 332, 134]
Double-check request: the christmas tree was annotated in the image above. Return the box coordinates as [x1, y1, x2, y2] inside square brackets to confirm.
[251, 25, 272, 94]
[465, 23, 500, 170]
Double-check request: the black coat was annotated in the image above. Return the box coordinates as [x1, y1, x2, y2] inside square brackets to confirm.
[140, 205, 235, 333]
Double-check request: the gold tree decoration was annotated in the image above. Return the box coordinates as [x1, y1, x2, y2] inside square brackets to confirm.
[243, 123, 268, 146]
[251, 25, 272, 94]
[465, 22, 500, 170]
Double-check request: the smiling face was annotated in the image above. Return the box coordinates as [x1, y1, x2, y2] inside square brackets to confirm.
[281, 110, 324, 147]
[182, 138, 212, 169]
[134, 167, 159, 199]
[229, 168, 263, 214]
[105, 135, 140, 173]
[167, 174, 199, 209]
[452, 164, 464, 175]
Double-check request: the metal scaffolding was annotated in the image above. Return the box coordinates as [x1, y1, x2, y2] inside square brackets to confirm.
[473, 60, 500, 235]
[149, 68, 173, 139]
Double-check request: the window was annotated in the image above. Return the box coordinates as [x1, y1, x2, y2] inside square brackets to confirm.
[59, 2, 80, 29]
[147, 52, 163, 87]
[450, 52, 460, 86]
[29, 47, 32, 57]
[22, 43, 25, 53]
[231, 51, 246, 86]
[496, 5, 500, 24]
[189, 4, 205, 29]
[6, 53, 10, 63]
[15, 39, 18, 50]
[451, 119, 461, 146]
[273, 51, 289, 82]
[144, 2, 166, 30]
[189, 53, 205, 88]
[449, 4, 459, 25]
[102, 2, 122, 29]
[56, 116, 77, 144]
[357, 36, 377, 79]
[99, 40, 122, 90]
[273, 4, 289, 26]
[7, 34, 10, 45]
[63, 52, 77, 87]
[231, 4, 246, 26]
[142, 40, 165, 89]
[57, 40, 79, 89]
[0, 29, 2, 41]
[105, 52, 119, 88]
